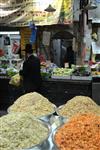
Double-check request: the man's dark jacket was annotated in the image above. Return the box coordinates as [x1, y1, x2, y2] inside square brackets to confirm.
[20, 55, 42, 93]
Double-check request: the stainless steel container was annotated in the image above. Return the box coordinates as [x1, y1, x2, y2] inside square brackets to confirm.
[23, 120, 51, 150]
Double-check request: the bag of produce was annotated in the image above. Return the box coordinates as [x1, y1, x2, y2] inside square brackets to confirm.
[9, 73, 23, 87]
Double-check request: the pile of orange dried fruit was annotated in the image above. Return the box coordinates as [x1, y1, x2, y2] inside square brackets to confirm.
[54, 113, 100, 150]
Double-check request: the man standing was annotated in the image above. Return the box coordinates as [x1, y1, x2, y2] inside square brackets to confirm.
[20, 43, 42, 93]
[64, 46, 75, 68]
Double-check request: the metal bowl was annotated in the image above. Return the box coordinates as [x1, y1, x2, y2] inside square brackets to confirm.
[1, 113, 51, 150]
[23, 119, 51, 150]
[52, 125, 63, 150]
[52, 117, 70, 150]
[38, 104, 57, 123]
[39, 113, 55, 124]
[8, 104, 57, 124]
[55, 105, 68, 123]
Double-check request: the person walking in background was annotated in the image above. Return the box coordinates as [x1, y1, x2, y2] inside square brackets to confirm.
[64, 46, 75, 68]
[20, 43, 42, 93]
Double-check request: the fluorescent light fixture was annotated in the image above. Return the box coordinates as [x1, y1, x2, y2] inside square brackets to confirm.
[0, 31, 20, 34]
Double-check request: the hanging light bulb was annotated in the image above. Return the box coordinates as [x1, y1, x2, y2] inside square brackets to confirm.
[84, 0, 97, 10]
[44, 4, 56, 12]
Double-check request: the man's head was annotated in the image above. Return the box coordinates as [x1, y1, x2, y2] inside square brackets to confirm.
[24, 43, 33, 54]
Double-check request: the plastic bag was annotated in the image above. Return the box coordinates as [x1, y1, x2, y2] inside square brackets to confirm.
[9, 73, 23, 87]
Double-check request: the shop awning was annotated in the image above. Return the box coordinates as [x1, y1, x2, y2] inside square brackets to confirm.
[0, 0, 73, 27]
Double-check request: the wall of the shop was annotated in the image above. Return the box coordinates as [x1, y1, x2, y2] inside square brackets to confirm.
[20, 27, 31, 50]
[20, 27, 37, 56]
[73, 0, 100, 64]
[1, 1, 99, 64]
[19, 25, 74, 63]
[73, 0, 80, 21]
[88, 2, 100, 22]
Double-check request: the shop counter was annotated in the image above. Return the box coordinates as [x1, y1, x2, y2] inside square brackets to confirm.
[41, 78, 92, 106]
[0, 76, 92, 109]
[0, 77, 10, 110]
[0, 76, 23, 110]
[0, 76, 95, 109]
[92, 76, 100, 105]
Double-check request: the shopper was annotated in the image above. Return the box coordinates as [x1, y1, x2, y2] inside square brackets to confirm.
[20, 43, 42, 93]
[64, 46, 75, 68]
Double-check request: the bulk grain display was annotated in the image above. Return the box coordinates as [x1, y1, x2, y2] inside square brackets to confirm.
[8, 92, 56, 118]
[0, 112, 49, 150]
[57, 96, 100, 119]
[54, 113, 100, 150]
[2, 94, 100, 150]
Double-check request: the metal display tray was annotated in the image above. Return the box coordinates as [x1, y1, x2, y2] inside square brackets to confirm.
[51, 75, 71, 79]
[27, 115, 66, 150]
[71, 75, 92, 80]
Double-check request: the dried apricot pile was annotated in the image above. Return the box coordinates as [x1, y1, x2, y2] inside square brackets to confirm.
[54, 113, 100, 150]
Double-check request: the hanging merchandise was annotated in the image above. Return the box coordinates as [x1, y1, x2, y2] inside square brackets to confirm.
[42, 31, 51, 46]
[0, 49, 5, 57]
[12, 40, 20, 54]
[92, 41, 100, 54]
[29, 22, 37, 44]
[4, 36, 10, 46]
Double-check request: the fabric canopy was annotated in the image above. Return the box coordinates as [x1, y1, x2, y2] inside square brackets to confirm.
[0, 0, 73, 26]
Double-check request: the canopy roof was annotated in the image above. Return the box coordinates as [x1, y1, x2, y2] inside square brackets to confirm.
[0, 0, 73, 27]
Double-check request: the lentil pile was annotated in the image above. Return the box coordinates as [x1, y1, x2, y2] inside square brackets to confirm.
[54, 113, 100, 150]
[57, 96, 100, 118]
[8, 92, 56, 117]
[0, 112, 49, 150]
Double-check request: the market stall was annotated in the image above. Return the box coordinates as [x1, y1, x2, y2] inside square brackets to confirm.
[0, 0, 100, 150]
[0, 31, 23, 109]
[41, 78, 92, 106]
[0, 63, 93, 109]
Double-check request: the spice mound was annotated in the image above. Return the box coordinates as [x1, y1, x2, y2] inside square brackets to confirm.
[57, 96, 100, 118]
[8, 92, 56, 117]
[54, 113, 100, 150]
[0, 113, 49, 150]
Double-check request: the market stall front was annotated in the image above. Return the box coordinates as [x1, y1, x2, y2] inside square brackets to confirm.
[41, 78, 92, 106]
[0, 1, 100, 149]
[0, 72, 92, 110]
